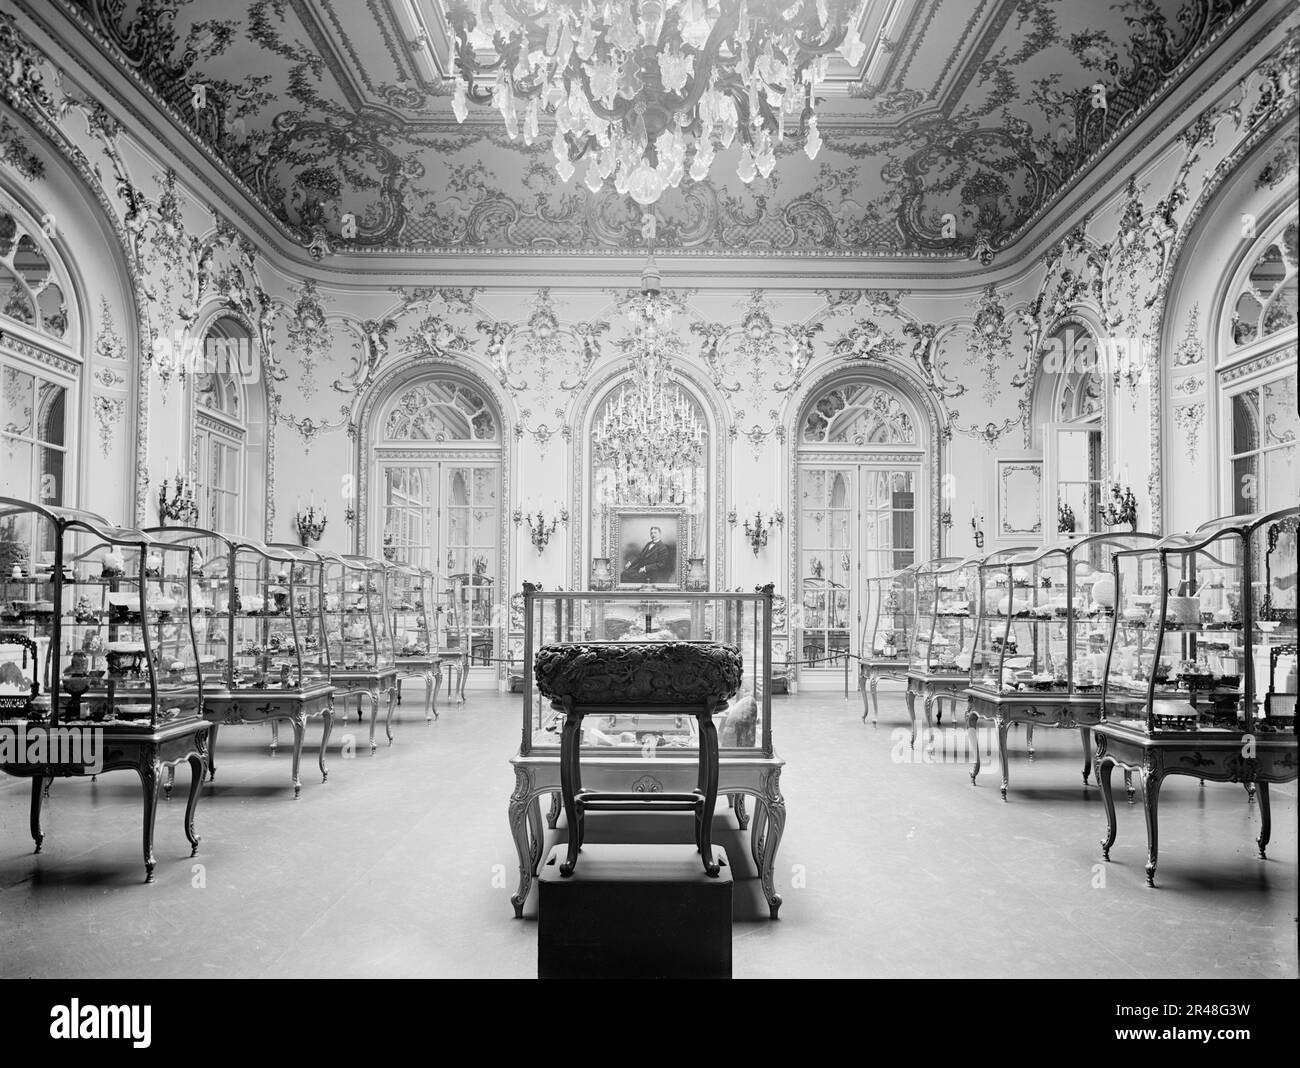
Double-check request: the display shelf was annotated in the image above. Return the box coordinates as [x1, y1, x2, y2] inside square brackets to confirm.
[0, 497, 210, 879]
[962, 533, 1158, 798]
[1095, 508, 1298, 884]
[509, 584, 786, 918]
[857, 564, 918, 725]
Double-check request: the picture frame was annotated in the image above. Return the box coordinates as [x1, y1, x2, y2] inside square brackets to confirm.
[997, 459, 1043, 538]
[609, 508, 687, 590]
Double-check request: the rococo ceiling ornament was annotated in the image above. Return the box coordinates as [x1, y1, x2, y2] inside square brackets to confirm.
[447, 0, 867, 205]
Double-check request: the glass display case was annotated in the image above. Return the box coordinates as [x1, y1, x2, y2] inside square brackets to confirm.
[858, 565, 918, 724]
[0, 500, 202, 725]
[1102, 511, 1299, 735]
[971, 533, 1159, 695]
[450, 569, 494, 672]
[309, 551, 398, 750]
[386, 560, 440, 720]
[147, 530, 336, 797]
[0, 498, 209, 879]
[147, 529, 329, 692]
[1094, 509, 1298, 885]
[508, 585, 788, 918]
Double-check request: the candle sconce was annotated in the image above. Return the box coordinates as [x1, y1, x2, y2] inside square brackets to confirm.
[741, 510, 784, 556]
[514, 506, 566, 553]
[939, 510, 953, 530]
[296, 505, 327, 546]
[1101, 483, 1138, 531]
[158, 472, 198, 527]
[971, 514, 985, 550]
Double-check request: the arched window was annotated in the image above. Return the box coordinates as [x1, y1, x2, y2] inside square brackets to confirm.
[189, 315, 265, 534]
[0, 203, 69, 341]
[0, 190, 76, 507]
[1220, 213, 1298, 515]
[1037, 322, 1104, 536]
[796, 377, 925, 673]
[383, 381, 498, 442]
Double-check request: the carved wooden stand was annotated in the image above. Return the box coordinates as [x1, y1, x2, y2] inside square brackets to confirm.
[3, 718, 209, 882]
[395, 656, 441, 721]
[905, 670, 979, 752]
[1094, 722, 1298, 886]
[556, 695, 723, 879]
[203, 683, 335, 797]
[328, 668, 399, 752]
[859, 657, 908, 726]
[964, 688, 1133, 801]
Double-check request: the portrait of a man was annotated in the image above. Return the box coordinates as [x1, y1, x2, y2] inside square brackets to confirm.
[617, 516, 679, 586]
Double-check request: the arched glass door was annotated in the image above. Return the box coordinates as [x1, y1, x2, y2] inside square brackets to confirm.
[797, 381, 924, 675]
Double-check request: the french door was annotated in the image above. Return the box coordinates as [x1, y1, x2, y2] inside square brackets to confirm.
[377, 457, 501, 665]
[797, 463, 920, 672]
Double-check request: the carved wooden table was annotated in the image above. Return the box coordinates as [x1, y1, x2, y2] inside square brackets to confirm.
[963, 687, 1131, 801]
[2, 717, 209, 881]
[508, 751, 787, 918]
[329, 668, 399, 751]
[395, 656, 440, 721]
[859, 656, 908, 726]
[203, 682, 335, 797]
[1093, 721, 1298, 885]
[906, 669, 981, 750]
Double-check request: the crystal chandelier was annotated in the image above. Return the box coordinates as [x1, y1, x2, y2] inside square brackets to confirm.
[447, 0, 868, 205]
[592, 260, 705, 504]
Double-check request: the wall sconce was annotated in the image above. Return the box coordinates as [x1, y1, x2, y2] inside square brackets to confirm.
[685, 557, 707, 591]
[1101, 483, 1138, 532]
[514, 507, 562, 553]
[296, 504, 327, 546]
[741, 510, 784, 556]
[939, 510, 953, 530]
[971, 514, 985, 551]
[343, 507, 356, 527]
[158, 471, 198, 527]
[590, 557, 613, 591]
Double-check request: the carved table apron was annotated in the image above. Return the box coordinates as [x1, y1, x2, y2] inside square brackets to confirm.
[327, 669, 399, 752]
[202, 683, 336, 798]
[859, 657, 909, 726]
[508, 752, 787, 919]
[963, 688, 1132, 800]
[2, 718, 209, 882]
[905, 670, 976, 751]
[1093, 722, 1299, 886]
[395, 656, 441, 721]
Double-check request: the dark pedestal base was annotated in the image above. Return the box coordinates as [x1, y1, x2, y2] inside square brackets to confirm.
[538, 843, 733, 979]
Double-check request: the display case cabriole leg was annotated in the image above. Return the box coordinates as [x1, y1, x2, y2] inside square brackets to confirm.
[29, 774, 46, 853]
[997, 717, 1010, 801]
[207, 723, 219, 781]
[546, 790, 561, 830]
[734, 793, 749, 830]
[526, 794, 543, 874]
[559, 709, 582, 877]
[290, 712, 306, 799]
[967, 707, 981, 786]
[869, 674, 880, 727]
[1256, 781, 1271, 858]
[1141, 768, 1162, 887]
[1097, 747, 1117, 862]
[508, 766, 535, 917]
[905, 687, 916, 749]
[140, 756, 163, 883]
[319, 697, 333, 783]
[184, 750, 204, 856]
[759, 770, 786, 920]
[425, 669, 436, 722]
[1079, 726, 1092, 785]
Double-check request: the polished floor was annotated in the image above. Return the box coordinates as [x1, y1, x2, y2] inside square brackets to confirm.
[0, 684, 1295, 978]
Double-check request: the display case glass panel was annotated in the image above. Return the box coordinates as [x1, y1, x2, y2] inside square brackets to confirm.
[0, 498, 202, 726]
[336, 555, 395, 671]
[909, 557, 960, 673]
[450, 571, 494, 667]
[520, 588, 774, 757]
[386, 561, 436, 658]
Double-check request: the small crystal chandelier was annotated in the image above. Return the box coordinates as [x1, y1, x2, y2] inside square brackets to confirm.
[447, 0, 868, 205]
[592, 259, 705, 504]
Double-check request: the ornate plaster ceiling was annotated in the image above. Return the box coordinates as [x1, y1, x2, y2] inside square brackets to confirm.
[53, 0, 1257, 259]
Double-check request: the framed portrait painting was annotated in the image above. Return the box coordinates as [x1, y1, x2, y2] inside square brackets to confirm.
[611, 508, 685, 589]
